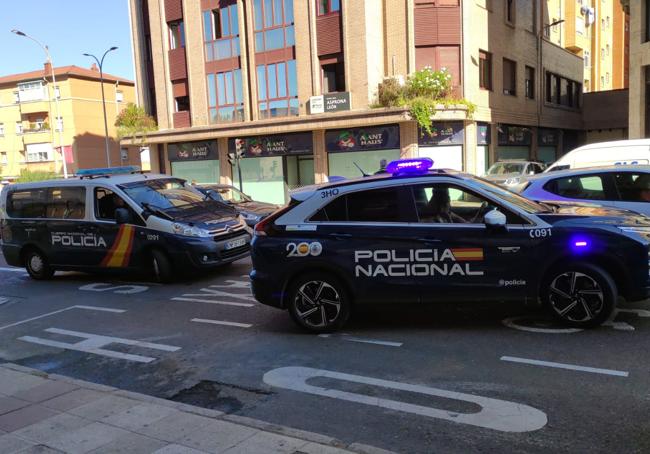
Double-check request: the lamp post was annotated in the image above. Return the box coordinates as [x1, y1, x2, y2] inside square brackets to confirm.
[83, 47, 118, 167]
[11, 29, 68, 178]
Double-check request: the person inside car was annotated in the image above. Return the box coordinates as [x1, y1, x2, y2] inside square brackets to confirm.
[424, 188, 467, 223]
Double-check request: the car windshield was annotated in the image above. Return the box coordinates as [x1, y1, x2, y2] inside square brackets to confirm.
[209, 187, 252, 204]
[487, 162, 525, 175]
[472, 176, 552, 214]
[120, 178, 208, 211]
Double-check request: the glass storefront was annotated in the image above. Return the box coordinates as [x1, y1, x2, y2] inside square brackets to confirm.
[326, 125, 401, 178]
[418, 122, 464, 171]
[538, 129, 560, 165]
[476, 123, 491, 175]
[168, 141, 219, 184]
[497, 125, 532, 161]
[229, 132, 313, 204]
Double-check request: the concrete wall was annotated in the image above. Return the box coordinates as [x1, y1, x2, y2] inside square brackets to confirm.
[628, 1, 650, 138]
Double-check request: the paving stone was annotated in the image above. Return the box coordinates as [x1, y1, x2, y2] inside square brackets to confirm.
[0, 405, 59, 432]
[46, 422, 131, 454]
[153, 444, 208, 454]
[41, 388, 105, 412]
[177, 419, 258, 453]
[68, 395, 139, 421]
[102, 403, 179, 431]
[0, 433, 35, 453]
[12, 381, 78, 404]
[222, 431, 308, 454]
[0, 370, 48, 396]
[16, 444, 63, 453]
[297, 442, 355, 454]
[138, 412, 214, 443]
[0, 396, 31, 415]
[13, 413, 91, 445]
[87, 431, 167, 454]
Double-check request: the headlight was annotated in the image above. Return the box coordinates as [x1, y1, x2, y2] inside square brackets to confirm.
[172, 223, 212, 238]
[241, 212, 261, 222]
[504, 177, 521, 185]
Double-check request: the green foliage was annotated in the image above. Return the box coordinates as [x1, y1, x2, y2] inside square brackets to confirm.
[17, 169, 58, 183]
[115, 103, 157, 145]
[374, 68, 475, 134]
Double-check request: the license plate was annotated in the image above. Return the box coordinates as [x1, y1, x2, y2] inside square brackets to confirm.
[225, 236, 247, 250]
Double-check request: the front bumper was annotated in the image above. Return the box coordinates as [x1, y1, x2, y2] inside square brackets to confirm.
[171, 233, 252, 269]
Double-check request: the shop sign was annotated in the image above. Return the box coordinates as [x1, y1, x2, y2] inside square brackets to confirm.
[309, 92, 351, 114]
[168, 141, 217, 162]
[228, 132, 312, 157]
[419, 122, 464, 146]
[477, 123, 491, 145]
[498, 125, 532, 146]
[538, 128, 559, 146]
[326, 124, 400, 152]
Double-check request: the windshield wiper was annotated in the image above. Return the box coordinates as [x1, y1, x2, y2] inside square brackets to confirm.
[141, 202, 175, 221]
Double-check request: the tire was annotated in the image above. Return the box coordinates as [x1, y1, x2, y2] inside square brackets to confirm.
[151, 249, 174, 283]
[24, 248, 54, 281]
[287, 272, 351, 333]
[541, 263, 617, 328]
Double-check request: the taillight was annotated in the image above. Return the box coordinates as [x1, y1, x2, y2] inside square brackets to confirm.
[254, 205, 293, 237]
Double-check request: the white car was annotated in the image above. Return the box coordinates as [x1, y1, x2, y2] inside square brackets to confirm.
[546, 139, 650, 172]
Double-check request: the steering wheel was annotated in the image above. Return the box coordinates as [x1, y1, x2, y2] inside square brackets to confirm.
[472, 201, 489, 223]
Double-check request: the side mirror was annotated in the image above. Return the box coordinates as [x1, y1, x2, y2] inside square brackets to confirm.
[484, 209, 507, 228]
[115, 208, 131, 225]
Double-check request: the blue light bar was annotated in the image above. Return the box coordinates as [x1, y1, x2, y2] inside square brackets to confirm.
[386, 158, 434, 175]
[77, 166, 141, 177]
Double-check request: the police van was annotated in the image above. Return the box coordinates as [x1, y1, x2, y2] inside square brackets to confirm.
[250, 158, 650, 332]
[0, 167, 251, 282]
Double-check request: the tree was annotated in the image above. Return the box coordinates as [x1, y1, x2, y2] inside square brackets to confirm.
[17, 169, 58, 183]
[115, 103, 157, 145]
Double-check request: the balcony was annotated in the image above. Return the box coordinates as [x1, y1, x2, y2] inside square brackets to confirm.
[22, 125, 53, 145]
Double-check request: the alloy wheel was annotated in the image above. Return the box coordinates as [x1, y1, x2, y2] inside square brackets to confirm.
[548, 271, 604, 322]
[29, 254, 44, 274]
[293, 280, 342, 329]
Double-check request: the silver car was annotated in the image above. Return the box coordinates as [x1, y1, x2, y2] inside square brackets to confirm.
[483, 160, 546, 187]
[514, 165, 650, 216]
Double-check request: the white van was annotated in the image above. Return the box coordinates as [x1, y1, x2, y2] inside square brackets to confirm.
[546, 139, 650, 172]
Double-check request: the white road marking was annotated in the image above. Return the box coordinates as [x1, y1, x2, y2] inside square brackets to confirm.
[19, 328, 180, 363]
[191, 318, 252, 328]
[0, 297, 9, 306]
[264, 366, 547, 433]
[0, 267, 26, 273]
[171, 297, 254, 307]
[617, 308, 650, 317]
[79, 283, 149, 294]
[186, 288, 256, 302]
[500, 356, 629, 377]
[502, 316, 583, 334]
[319, 333, 402, 347]
[209, 280, 251, 289]
[0, 305, 126, 331]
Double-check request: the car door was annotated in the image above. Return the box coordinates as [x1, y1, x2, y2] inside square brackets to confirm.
[310, 185, 424, 304]
[612, 171, 650, 216]
[409, 181, 535, 302]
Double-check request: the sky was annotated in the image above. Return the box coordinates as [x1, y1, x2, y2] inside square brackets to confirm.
[0, 0, 134, 80]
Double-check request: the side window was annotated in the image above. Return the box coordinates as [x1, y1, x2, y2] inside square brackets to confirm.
[95, 188, 129, 221]
[545, 175, 607, 200]
[614, 172, 650, 202]
[7, 189, 48, 218]
[47, 187, 86, 219]
[310, 195, 347, 221]
[412, 184, 524, 224]
[346, 187, 404, 222]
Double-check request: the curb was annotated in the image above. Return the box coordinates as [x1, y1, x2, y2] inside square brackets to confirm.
[0, 363, 397, 454]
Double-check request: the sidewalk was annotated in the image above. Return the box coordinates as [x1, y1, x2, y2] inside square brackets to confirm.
[0, 363, 391, 454]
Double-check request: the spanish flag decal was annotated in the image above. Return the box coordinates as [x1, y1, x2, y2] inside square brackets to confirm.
[450, 248, 484, 261]
[100, 225, 135, 268]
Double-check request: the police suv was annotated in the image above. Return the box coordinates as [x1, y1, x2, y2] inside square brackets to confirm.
[0, 167, 251, 282]
[250, 158, 650, 332]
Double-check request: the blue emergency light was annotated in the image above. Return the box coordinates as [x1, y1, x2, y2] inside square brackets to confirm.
[386, 158, 434, 175]
[76, 166, 141, 177]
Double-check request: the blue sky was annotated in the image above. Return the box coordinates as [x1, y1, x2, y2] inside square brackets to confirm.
[0, 1, 134, 80]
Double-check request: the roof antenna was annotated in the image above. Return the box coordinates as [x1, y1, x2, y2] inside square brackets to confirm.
[353, 162, 369, 177]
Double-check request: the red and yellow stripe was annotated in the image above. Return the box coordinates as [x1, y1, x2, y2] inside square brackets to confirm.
[450, 248, 484, 261]
[100, 225, 135, 268]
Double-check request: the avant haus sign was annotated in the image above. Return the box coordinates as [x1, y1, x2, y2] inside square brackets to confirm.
[168, 141, 217, 161]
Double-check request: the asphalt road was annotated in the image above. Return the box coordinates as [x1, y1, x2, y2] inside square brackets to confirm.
[1, 253, 649, 453]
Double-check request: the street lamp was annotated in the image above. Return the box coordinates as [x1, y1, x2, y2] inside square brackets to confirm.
[83, 47, 118, 167]
[11, 29, 69, 178]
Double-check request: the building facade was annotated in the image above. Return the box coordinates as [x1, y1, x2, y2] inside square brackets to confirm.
[627, 0, 650, 138]
[128, 0, 584, 204]
[0, 65, 137, 183]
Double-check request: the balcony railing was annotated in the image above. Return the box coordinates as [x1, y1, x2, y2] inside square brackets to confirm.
[22, 123, 50, 134]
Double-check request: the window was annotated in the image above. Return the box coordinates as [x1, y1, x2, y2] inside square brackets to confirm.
[601, 47, 605, 60]
[207, 69, 244, 123]
[0, 123, 4, 136]
[0, 152, 7, 165]
[606, 44, 610, 56]
[479, 50, 492, 90]
[7, 187, 85, 220]
[601, 76, 605, 87]
[322, 61, 345, 93]
[203, 4, 240, 61]
[545, 175, 607, 200]
[646, 0, 650, 42]
[605, 72, 610, 85]
[584, 50, 590, 68]
[26, 144, 52, 162]
[175, 96, 190, 112]
[56, 117, 63, 132]
[318, 0, 340, 15]
[13, 92, 19, 103]
[253, 0, 295, 52]
[346, 188, 402, 222]
[257, 60, 299, 118]
[116, 91, 124, 103]
[546, 71, 580, 109]
[310, 195, 347, 221]
[7, 189, 48, 218]
[614, 173, 650, 202]
[168, 20, 185, 49]
[502, 58, 516, 96]
[525, 66, 535, 99]
[15, 122, 23, 135]
[505, 0, 515, 24]
[17, 81, 44, 102]
[606, 16, 610, 28]
[95, 188, 129, 221]
[54, 86, 60, 99]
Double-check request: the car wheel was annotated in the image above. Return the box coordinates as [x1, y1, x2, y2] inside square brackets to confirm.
[151, 249, 173, 283]
[287, 273, 350, 333]
[542, 263, 616, 328]
[24, 248, 54, 280]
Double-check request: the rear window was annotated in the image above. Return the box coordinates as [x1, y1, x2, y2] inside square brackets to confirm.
[7, 187, 86, 219]
[544, 175, 607, 200]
